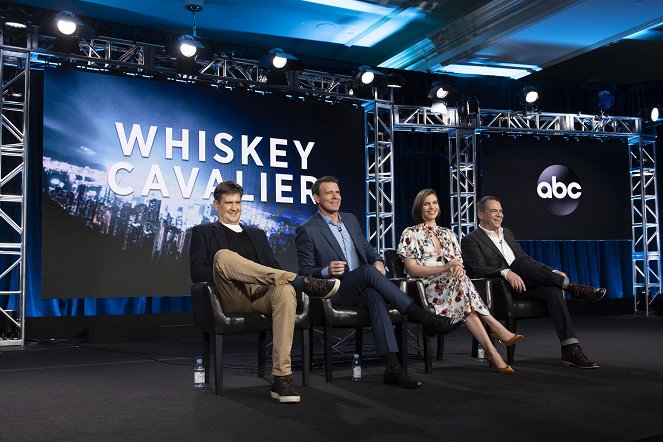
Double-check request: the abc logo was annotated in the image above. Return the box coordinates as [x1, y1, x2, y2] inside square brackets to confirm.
[536, 165, 582, 216]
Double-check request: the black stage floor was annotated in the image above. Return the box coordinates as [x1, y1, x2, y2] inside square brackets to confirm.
[2, 315, 663, 442]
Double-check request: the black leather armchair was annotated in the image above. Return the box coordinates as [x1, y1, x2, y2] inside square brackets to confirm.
[308, 288, 408, 383]
[383, 249, 443, 373]
[480, 277, 547, 364]
[191, 282, 310, 394]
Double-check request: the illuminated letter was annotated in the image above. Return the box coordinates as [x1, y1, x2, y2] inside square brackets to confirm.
[213, 133, 234, 164]
[141, 164, 169, 197]
[275, 174, 293, 203]
[270, 138, 288, 168]
[108, 161, 134, 196]
[235, 171, 254, 202]
[115, 122, 157, 157]
[166, 127, 189, 160]
[294, 140, 315, 170]
[241, 135, 264, 166]
[203, 169, 224, 200]
[568, 182, 582, 199]
[300, 175, 317, 204]
[173, 166, 199, 199]
[537, 181, 552, 199]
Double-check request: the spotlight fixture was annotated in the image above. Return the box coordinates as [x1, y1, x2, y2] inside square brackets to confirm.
[597, 90, 615, 114]
[459, 96, 480, 126]
[520, 86, 539, 111]
[428, 83, 459, 114]
[54, 10, 82, 36]
[355, 65, 382, 85]
[260, 48, 301, 70]
[428, 81, 452, 99]
[651, 105, 660, 122]
[176, 1, 206, 59]
[2, 7, 30, 29]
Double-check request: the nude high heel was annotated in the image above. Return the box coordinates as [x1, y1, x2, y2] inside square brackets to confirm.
[489, 331, 524, 347]
[485, 352, 516, 374]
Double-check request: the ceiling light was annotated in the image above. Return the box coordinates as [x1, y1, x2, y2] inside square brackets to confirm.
[522, 86, 539, 104]
[3, 8, 30, 29]
[172, 1, 206, 59]
[55, 10, 80, 36]
[428, 82, 451, 99]
[177, 35, 204, 58]
[261, 48, 299, 69]
[355, 65, 382, 85]
[651, 106, 660, 122]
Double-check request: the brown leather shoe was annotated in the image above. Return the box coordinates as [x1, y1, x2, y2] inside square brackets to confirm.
[302, 276, 340, 299]
[566, 283, 606, 302]
[561, 344, 599, 369]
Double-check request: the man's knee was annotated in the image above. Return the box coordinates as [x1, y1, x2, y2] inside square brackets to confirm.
[271, 284, 297, 309]
[357, 264, 382, 280]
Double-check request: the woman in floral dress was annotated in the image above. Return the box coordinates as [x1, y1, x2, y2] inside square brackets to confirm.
[397, 188, 521, 373]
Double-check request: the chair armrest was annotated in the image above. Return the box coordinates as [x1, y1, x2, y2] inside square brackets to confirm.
[191, 282, 215, 333]
[486, 278, 516, 319]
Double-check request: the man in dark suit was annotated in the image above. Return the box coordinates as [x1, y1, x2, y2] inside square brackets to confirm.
[461, 195, 605, 369]
[189, 181, 340, 403]
[295, 176, 462, 388]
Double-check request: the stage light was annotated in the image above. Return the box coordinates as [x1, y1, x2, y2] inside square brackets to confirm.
[177, 34, 204, 58]
[54, 10, 82, 35]
[597, 90, 614, 114]
[261, 48, 300, 70]
[650, 106, 659, 122]
[2, 7, 30, 29]
[428, 82, 451, 99]
[521, 86, 539, 104]
[355, 65, 382, 85]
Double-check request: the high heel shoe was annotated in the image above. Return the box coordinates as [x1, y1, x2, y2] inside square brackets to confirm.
[489, 331, 524, 347]
[485, 352, 515, 374]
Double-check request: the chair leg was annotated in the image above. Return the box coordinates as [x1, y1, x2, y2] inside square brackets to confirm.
[471, 337, 479, 358]
[436, 335, 445, 360]
[354, 327, 363, 356]
[397, 322, 407, 371]
[506, 319, 516, 365]
[324, 325, 333, 383]
[301, 328, 310, 387]
[202, 332, 211, 384]
[258, 331, 267, 379]
[213, 334, 223, 395]
[308, 326, 315, 372]
[424, 334, 433, 374]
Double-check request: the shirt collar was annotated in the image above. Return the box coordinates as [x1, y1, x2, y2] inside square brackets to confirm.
[479, 224, 503, 239]
[318, 211, 343, 227]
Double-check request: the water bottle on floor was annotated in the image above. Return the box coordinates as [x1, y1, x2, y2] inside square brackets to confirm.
[194, 357, 206, 390]
[351, 353, 361, 381]
[477, 344, 486, 362]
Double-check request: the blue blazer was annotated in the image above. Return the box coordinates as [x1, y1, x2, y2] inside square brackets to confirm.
[295, 211, 382, 278]
[189, 221, 280, 283]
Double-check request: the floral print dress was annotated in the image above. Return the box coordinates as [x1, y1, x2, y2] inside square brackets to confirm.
[397, 224, 489, 319]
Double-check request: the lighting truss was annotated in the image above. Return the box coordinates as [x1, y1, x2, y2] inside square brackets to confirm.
[392, 105, 660, 314]
[363, 101, 395, 253]
[0, 47, 29, 346]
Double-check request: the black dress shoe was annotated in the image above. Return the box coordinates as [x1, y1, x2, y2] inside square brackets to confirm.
[383, 367, 422, 389]
[566, 284, 606, 303]
[423, 316, 464, 337]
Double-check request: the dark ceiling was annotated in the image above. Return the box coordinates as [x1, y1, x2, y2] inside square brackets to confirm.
[5, 0, 663, 84]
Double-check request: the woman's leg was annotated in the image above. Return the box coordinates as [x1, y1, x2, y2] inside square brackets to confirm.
[464, 312, 508, 369]
[481, 314, 518, 342]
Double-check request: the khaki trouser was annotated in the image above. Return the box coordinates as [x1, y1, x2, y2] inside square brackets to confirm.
[213, 249, 297, 376]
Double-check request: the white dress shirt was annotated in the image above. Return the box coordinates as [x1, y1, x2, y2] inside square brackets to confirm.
[479, 225, 516, 278]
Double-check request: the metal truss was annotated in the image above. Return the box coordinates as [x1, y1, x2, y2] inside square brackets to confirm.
[630, 135, 661, 316]
[448, 130, 478, 240]
[0, 46, 29, 346]
[364, 101, 395, 253]
[393, 105, 660, 313]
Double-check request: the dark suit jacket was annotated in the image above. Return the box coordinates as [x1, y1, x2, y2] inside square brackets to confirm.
[189, 221, 281, 283]
[295, 211, 382, 278]
[461, 226, 551, 279]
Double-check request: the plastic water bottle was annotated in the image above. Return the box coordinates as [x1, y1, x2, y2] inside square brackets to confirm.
[351, 353, 361, 381]
[194, 357, 206, 390]
[477, 344, 486, 362]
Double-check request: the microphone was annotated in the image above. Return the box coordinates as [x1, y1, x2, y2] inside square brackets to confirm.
[499, 240, 503, 245]
[338, 224, 343, 233]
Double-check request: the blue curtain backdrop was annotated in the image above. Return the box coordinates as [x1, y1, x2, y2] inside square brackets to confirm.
[4, 68, 661, 317]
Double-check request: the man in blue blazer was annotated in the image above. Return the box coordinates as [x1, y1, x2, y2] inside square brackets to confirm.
[296, 176, 462, 388]
[189, 181, 340, 403]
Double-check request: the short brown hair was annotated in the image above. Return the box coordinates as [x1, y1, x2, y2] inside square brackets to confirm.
[311, 176, 339, 196]
[213, 181, 243, 202]
[477, 196, 500, 213]
[411, 188, 439, 224]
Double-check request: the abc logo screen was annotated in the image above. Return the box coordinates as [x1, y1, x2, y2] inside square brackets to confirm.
[537, 165, 582, 216]
[480, 132, 631, 240]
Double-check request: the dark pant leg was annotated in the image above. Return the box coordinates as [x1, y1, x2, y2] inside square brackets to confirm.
[519, 285, 578, 346]
[333, 264, 413, 313]
[332, 265, 412, 355]
[510, 255, 567, 290]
